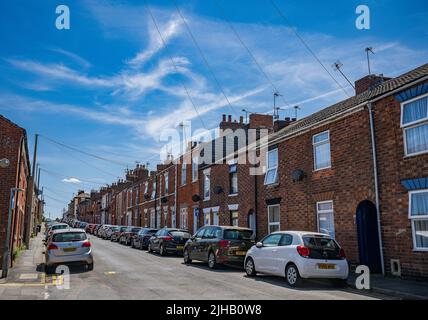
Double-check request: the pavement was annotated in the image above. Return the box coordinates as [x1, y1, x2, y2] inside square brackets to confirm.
[0, 229, 426, 300]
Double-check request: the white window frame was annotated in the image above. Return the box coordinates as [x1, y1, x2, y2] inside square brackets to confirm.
[204, 211, 211, 226]
[401, 94, 428, 157]
[192, 157, 198, 182]
[229, 164, 238, 195]
[180, 207, 188, 229]
[171, 207, 176, 228]
[408, 189, 428, 251]
[316, 200, 335, 239]
[313, 131, 331, 171]
[203, 169, 211, 201]
[264, 149, 278, 185]
[267, 204, 280, 234]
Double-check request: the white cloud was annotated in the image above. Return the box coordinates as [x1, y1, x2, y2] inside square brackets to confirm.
[62, 177, 82, 184]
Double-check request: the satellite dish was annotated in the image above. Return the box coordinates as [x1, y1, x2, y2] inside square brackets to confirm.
[214, 186, 223, 194]
[291, 169, 305, 182]
[0, 158, 10, 168]
[192, 194, 201, 202]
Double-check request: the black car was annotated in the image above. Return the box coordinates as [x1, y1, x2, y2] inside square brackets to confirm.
[148, 228, 191, 256]
[183, 226, 255, 269]
[131, 228, 158, 250]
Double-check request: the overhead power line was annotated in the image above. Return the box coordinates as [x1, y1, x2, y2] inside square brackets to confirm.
[268, 0, 351, 98]
[144, 0, 207, 129]
[40, 168, 107, 186]
[171, 0, 240, 118]
[212, 0, 291, 111]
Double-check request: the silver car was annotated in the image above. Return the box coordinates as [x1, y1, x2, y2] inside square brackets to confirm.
[45, 229, 94, 274]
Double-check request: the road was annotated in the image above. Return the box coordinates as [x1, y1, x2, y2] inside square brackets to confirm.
[0, 233, 391, 300]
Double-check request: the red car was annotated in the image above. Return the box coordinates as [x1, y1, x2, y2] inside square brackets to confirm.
[85, 224, 97, 234]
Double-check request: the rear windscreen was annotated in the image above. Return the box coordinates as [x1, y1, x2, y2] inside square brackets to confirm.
[52, 225, 68, 230]
[224, 229, 253, 240]
[171, 231, 191, 238]
[303, 236, 339, 250]
[52, 232, 87, 242]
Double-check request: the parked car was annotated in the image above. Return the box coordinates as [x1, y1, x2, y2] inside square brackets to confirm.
[85, 224, 96, 234]
[119, 227, 142, 245]
[45, 223, 69, 242]
[131, 228, 158, 250]
[98, 224, 113, 239]
[104, 226, 119, 240]
[244, 231, 349, 287]
[148, 228, 191, 256]
[110, 226, 128, 242]
[78, 222, 88, 230]
[45, 228, 94, 274]
[183, 226, 255, 269]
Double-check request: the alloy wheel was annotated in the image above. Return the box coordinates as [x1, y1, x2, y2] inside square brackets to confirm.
[287, 266, 298, 285]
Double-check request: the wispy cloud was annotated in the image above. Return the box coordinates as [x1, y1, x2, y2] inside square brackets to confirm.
[62, 177, 82, 184]
[49, 47, 92, 69]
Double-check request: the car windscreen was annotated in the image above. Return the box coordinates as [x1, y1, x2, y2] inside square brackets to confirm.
[170, 231, 191, 238]
[111, 227, 119, 231]
[131, 228, 141, 232]
[52, 225, 68, 230]
[223, 229, 253, 240]
[120, 227, 127, 231]
[52, 232, 87, 242]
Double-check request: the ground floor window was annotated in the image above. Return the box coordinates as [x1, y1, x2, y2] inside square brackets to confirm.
[213, 210, 219, 226]
[268, 205, 280, 234]
[163, 207, 168, 227]
[204, 211, 211, 226]
[150, 210, 155, 228]
[317, 201, 335, 239]
[409, 190, 428, 250]
[171, 208, 176, 228]
[231, 211, 239, 227]
[156, 211, 161, 229]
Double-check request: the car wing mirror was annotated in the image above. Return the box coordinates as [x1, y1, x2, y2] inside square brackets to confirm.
[256, 242, 263, 248]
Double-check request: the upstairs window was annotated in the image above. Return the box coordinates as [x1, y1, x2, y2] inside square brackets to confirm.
[192, 157, 198, 182]
[203, 171, 211, 200]
[401, 95, 428, 156]
[151, 181, 156, 199]
[264, 148, 278, 185]
[229, 164, 238, 195]
[164, 173, 169, 195]
[313, 131, 331, 170]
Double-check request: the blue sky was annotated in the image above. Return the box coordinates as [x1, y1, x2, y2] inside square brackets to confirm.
[0, 0, 427, 218]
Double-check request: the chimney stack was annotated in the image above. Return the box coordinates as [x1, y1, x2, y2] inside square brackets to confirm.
[355, 74, 391, 95]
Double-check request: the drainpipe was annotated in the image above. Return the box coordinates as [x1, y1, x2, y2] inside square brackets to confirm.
[367, 102, 385, 276]
[174, 162, 178, 228]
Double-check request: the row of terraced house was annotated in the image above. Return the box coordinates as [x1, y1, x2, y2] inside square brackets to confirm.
[69, 63, 428, 280]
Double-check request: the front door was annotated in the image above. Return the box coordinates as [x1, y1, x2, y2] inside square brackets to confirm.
[356, 200, 382, 274]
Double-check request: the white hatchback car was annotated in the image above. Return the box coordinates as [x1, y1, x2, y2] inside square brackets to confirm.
[244, 231, 349, 287]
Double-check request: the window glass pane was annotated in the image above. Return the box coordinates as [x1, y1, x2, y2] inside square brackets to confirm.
[268, 149, 278, 168]
[318, 212, 335, 239]
[315, 142, 331, 169]
[265, 169, 277, 185]
[269, 206, 280, 223]
[262, 234, 282, 247]
[317, 202, 333, 211]
[411, 191, 428, 216]
[414, 220, 428, 248]
[403, 97, 427, 124]
[269, 224, 280, 234]
[279, 234, 293, 246]
[314, 132, 329, 144]
[406, 123, 428, 155]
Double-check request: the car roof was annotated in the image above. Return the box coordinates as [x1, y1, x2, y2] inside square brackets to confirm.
[51, 228, 86, 234]
[208, 226, 253, 231]
[270, 231, 332, 237]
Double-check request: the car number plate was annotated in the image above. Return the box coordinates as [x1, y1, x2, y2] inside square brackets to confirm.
[63, 247, 76, 252]
[176, 245, 184, 250]
[317, 263, 336, 270]
[235, 251, 247, 256]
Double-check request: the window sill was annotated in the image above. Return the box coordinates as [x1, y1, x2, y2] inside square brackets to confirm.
[229, 193, 238, 197]
[413, 248, 428, 252]
[313, 166, 332, 173]
[404, 150, 428, 158]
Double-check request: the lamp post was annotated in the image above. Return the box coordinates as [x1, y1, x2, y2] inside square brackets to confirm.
[2, 187, 24, 278]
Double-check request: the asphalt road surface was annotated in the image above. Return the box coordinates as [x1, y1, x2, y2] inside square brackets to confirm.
[1, 234, 390, 300]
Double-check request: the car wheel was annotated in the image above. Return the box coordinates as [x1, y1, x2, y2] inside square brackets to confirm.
[285, 264, 302, 287]
[183, 249, 192, 264]
[87, 263, 94, 271]
[208, 252, 218, 269]
[160, 244, 166, 256]
[45, 265, 54, 275]
[148, 243, 153, 253]
[245, 258, 257, 277]
[131, 240, 135, 248]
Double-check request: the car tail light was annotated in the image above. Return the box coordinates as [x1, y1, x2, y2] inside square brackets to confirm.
[164, 236, 173, 241]
[47, 244, 58, 250]
[219, 240, 230, 248]
[82, 241, 91, 248]
[339, 248, 346, 259]
[297, 245, 310, 258]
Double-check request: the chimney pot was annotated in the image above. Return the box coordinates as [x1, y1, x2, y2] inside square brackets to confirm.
[222, 114, 226, 121]
[228, 115, 232, 122]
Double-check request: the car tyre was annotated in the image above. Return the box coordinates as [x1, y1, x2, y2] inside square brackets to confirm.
[147, 243, 153, 253]
[183, 249, 192, 264]
[285, 263, 302, 287]
[160, 244, 166, 256]
[208, 252, 218, 269]
[87, 263, 94, 271]
[245, 257, 257, 277]
[45, 265, 54, 275]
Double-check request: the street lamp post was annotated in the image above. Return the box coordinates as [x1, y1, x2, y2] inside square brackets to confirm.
[2, 187, 24, 278]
